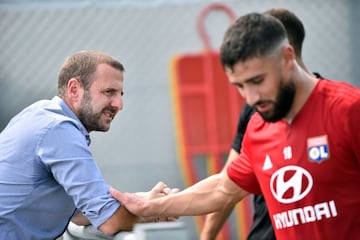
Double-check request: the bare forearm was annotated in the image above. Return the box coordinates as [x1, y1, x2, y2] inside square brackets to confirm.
[98, 182, 173, 235]
[200, 203, 236, 240]
[109, 173, 248, 221]
[98, 205, 139, 235]
[146, 173, 246, 217]
[183, 174, 220, 193]
[71, 212, 91, 226]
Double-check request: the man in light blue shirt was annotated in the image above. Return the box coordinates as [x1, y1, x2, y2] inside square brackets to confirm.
[0, 50, 168, 239]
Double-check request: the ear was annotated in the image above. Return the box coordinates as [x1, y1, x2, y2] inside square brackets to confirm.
[67, 78, 83, 101]
[281, 44, 295, 68]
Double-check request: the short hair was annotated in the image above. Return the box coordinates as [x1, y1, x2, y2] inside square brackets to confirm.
[57, 50, 124, 97]
[220, 12, 287, 71]
[264, 8, 305, 58]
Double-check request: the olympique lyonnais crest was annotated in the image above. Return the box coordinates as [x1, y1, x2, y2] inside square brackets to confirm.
[307, 135, 330, 163]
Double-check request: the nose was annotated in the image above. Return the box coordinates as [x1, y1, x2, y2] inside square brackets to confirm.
[111, 94, 123, 111]
[239, 86, 260, 107]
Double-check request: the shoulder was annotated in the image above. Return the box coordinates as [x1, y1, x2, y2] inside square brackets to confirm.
[26, 99, 88, 146]
[316, 80, 360, 109]
[314, 80, 360, 135]
[318, 79, 360, 98]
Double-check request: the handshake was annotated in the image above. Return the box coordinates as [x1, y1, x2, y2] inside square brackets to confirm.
[110, 181, 180, 223]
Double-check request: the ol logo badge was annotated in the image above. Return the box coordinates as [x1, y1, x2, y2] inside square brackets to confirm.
[307, 135, 330, 163]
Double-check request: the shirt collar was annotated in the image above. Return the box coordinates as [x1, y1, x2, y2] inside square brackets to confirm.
[52, 96, 91, 146]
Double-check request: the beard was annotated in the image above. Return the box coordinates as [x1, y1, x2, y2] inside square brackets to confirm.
[257, 78, 296, 122]
[78, 91, 111, 132]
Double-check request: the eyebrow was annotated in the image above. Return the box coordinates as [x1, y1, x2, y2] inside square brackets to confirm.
[245, 74, 264, 83]
[231, 74, 264, 87]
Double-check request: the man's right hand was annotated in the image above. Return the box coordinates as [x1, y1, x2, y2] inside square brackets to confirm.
[131, 181, 179, 222]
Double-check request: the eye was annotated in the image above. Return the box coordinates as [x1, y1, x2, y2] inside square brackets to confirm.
[237, 83, 244, 89]
[232, 82, 244, 89]
[103, 89, 116, 96]
[252, 77, 263, 84]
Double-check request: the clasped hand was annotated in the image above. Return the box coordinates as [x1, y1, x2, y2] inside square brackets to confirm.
[114, 181, 179, 223]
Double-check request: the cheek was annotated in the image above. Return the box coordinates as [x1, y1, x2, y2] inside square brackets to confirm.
[86, 95, 103, 110]
[92, 100, 106, 111]
[262, 78, 281, 100]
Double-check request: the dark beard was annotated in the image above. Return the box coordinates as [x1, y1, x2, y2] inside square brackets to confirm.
[78, 91, 104, 132]
[258, 79, 296, 122]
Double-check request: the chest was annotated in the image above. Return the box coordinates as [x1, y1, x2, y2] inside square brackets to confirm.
[248, 113, 357, 192]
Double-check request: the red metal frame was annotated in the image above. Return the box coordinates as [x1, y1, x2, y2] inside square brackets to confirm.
[170, 3, 252, 239]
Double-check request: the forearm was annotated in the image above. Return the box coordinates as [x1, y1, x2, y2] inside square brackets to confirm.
[72, 207, 140, 235]
[98, 205, 139, 235]
[109, 174, 248, 221]
[147, 173, 246, 217]
[183, 174, 220, 193]
[71, 212, 91, 226]
[200, 203, 236, 240]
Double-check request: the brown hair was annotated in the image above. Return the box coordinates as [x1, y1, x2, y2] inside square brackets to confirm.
[57, 50, 124, 97]
[220, 13, 286, 70]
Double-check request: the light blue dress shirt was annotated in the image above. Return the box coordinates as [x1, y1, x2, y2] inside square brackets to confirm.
[0, 96, 120, 239]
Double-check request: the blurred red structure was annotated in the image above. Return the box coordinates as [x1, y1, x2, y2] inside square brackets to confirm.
[170, 3, 252, 240]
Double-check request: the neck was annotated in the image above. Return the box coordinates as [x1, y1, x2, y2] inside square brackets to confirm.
[284, 63, 319, 124]
[296, 58, 310, 74]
